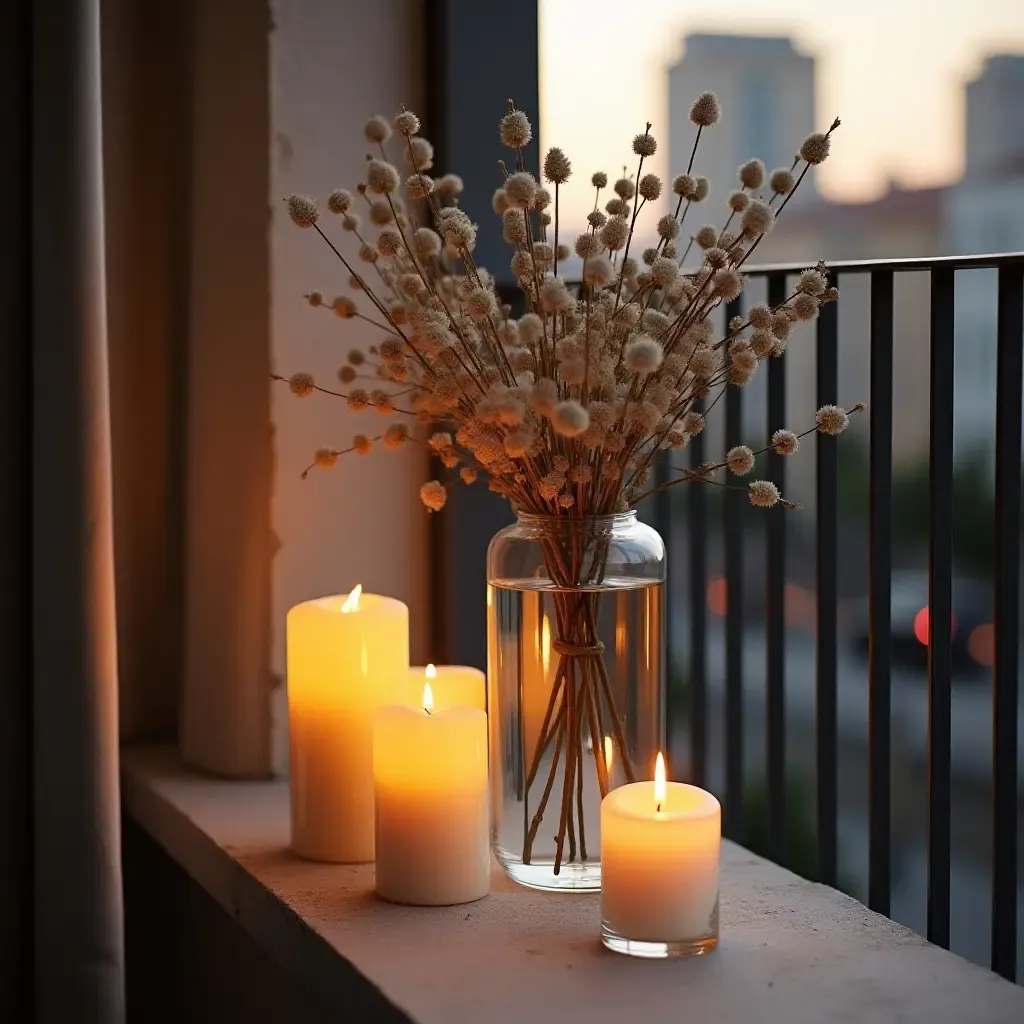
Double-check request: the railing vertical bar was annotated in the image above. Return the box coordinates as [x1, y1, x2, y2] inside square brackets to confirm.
[815, 272, 840, 888]
[927, 266, 954, 949]
[688, 398, 709, 788]
[765, 273, 788, 865]
[868, 269, 894, 916]
[724, 295, 745, 842]
[991, 261, 1022, 981]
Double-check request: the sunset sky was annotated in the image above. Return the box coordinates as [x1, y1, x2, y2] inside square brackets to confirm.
[540, 0, 1024, 226]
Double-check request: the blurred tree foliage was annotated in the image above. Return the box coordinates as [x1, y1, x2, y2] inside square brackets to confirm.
[836, 438, 997, 574]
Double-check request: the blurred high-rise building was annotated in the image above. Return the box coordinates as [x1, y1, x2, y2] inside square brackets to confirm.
[668, 34, 817, 199]
[964, 54, 1024, 179]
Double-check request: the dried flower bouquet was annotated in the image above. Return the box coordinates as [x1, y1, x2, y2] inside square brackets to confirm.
[279, 95, 859, 875]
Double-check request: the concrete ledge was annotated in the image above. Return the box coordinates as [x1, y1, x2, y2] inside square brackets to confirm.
[121, 744, 1024, 1023]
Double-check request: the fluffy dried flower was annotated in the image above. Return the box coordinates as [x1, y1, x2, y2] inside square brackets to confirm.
[377, 227, 403, 256]
[584, 254, 615, 288]
[332, 295, 357, 318]
[312, 447, 337, 471]
[673, 173, 698, 199]
[340, 212, 361, 232]
[800, 132, 831, 165]
[406, 174, 434, 199]
[791, 293, 820, 321]
[748, 304, 773, 329]
[739, 158, 766, 190]
[383, 423, 409, 450]
[656, 215, 680, 241]
[614, 177, 636, 201]
[822, 286, 840, 304]
[502, 207, 528, 244]
[535, 187, 552, 212]
[551, 400, 590, 437]
[358, 244, 379, 263]
[704, 246, 729, 269]
[467, 286, 497, 321]
[286, 194, 318, 228]
[695, 225, 719, 249]
[504, 171, 538, 208]
[689, 346, 718, 378]
[364, 115, 391, 144]
[797, 268, 828, 296]
[770, 167, 796, 195]
[353, 433, 373, 455]
[772, 429, 800, 455]
[749, 479, 780, 507]
[727, 445, 755, 475]
[587, 210, 608, 230]
[592, 172, 608, 189]
[420, 480, 447, 511]
[504, 429, 534, 458]
[327, 189, 353, 214]
[539, 277, 573, 312]
[460, 467, 478, 485]
[348, 349, 365, 366]
[406, 137, 434, 170]
[816, 404, 850, 435]
[728, 189, 750, 213]
[544, 147, 572, 184]
[694, 176, 710, 201]
[690, 91, 720, 127]
[638, 173, 662, 201]
[624, 335, 663, 376]
[632, 131, 657, 156]
[750, 328, 775, 358]
[650, 256, 678, 287]
[713, 268, 744, 301]
[500, 109, 533, 148]
[394, 110, 420, 136]
[369, 389, 394, 414]
[741, 199, 775, 236]
[338, 365, 357, 384]
[366, 159, 400, 195]
[306, 291, 323, 307]
[511, 250, 534, 280]
[435, 174, 464, 199]
[683, 410, 705, 435]
[346, 387, 369, 412]
[600, 217, 630, 252]
[575, 233, 602, 259]
[288, 371, 314, 397]
[771, 312, 793, 341]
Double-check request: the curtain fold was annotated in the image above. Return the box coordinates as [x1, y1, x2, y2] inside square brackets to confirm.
[32, 0, 126, 1018]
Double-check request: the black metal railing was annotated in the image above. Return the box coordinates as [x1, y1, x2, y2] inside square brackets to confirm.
[653, 252, 1024, 982]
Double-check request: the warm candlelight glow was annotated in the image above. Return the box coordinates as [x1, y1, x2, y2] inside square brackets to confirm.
[654, 752, 666, 812]
[340, 583, 363, 613]
[541, 613, 551, 675]
[604, 735, 614, 775]
[423, 682, 434, 712]
[425, 663, 437, 679]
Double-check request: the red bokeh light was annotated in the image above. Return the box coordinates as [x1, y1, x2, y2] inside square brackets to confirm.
[913, 606, 957, 646]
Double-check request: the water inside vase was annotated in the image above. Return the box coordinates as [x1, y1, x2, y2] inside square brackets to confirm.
[488, 577, 665, 891]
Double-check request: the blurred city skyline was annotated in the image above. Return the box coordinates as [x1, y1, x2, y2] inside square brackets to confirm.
[540, 0, 1024, 225]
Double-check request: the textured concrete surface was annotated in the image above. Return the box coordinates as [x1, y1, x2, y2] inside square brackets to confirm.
[122, 745, 1024, 1024]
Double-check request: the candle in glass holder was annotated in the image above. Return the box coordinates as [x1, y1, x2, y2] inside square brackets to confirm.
[601, 753, 720, 957]
[287, 585, 409, 863]
[409, 663, 486, 711]
[374, 683, 490, 905]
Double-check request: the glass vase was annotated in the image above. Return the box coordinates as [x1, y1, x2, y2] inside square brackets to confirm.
[486, 511, 666, 892]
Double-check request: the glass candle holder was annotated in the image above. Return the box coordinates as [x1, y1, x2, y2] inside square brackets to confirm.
[600, 774, 720, 958]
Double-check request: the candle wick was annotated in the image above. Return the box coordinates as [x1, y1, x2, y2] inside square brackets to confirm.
[656, 802, 661, 813]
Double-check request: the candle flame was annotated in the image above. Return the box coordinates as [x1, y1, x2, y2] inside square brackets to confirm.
[425, 663, 437, 679]
[423, 682, 434, 712]
[341, 583, 362, 613]
[654, 751, 666, 811]
[541, 614, 551, 675]
[604, 735, 614, 775]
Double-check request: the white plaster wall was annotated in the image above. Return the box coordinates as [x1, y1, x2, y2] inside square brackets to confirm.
[270, 0, 429, 770]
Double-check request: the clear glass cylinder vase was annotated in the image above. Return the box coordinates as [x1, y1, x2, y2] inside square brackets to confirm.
[486, 511, 666, 892]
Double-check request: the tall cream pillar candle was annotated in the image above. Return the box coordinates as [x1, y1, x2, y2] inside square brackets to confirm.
[374, 684, 490, 905]
[601, 753, 720, 957]
[287, 585, 410, 862]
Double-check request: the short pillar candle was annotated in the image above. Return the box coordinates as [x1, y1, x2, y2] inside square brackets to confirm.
[409, 663, 486, 712]
[287, 586, 410, 863]
[600, 753, 720, 957]
[374, 684, 490, 906]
